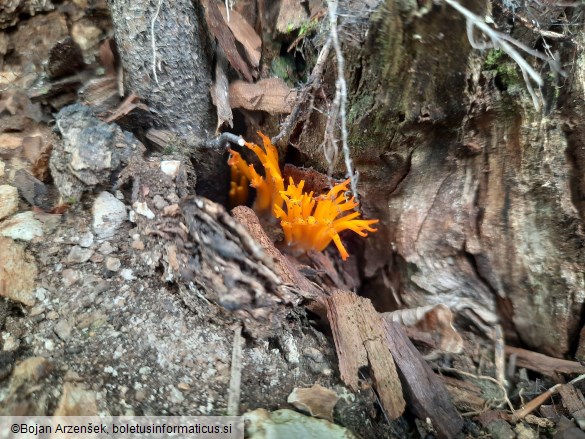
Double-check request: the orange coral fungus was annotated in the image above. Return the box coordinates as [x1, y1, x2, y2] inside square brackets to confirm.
[228, 154, 249, 209]
[228, 132, 284, 214]
[274, 178, 379, 260]
[228, 132, 379, 260]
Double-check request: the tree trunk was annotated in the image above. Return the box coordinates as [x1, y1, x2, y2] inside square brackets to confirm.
[107, 0, 215, 141]
[293, 0, 585, 357]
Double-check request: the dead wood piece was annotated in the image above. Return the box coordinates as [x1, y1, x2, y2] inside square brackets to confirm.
[104, 92, 149, 123]
[13, 169, 56, 212]
[79, 76, 120, 114]
[382, 304, 463, 354]
[559, 385, 585, 429]
[179, 197, 282, 311]
[202, 0, 253, 82]
[210, 46, 233, 131]
[441, 375, 487, 413]
[505, 346, 585, 378]
[47, 37, 84, 79]
[229, 79, 297, 114]
[230, 205, 321, 302]
[287, 384, 339, 421]
[218, 4, 261, 68]
[382, 320, 464, 439]
[325, 291, 406, 420]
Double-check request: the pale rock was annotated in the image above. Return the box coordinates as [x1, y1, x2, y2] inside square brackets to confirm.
[55, 382, 99, 416]
[66, 246, 93, 264]
[0, 239, 37, 306]
[245, 409, 357, 439]
[0, 211, 43, 241]
[0, 160, 5, 177]
[54, 320, 73, 341]
[98, 242, 115, 255]
[93, 191, 127, 239]
[3, 335, 19, 352]
[61, 269, 81, 288]
[133, 201, 155, 219]
[120, 268, 136, 281]
[78, 231, 94, 248]
[0, 185, 18, 220]
[160, 160, 181, 178]
[105, 257, 121, 272]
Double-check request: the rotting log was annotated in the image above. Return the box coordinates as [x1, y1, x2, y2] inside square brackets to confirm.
[291, 0, 585, 357]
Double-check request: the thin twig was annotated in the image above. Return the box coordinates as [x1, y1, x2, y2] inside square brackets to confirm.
[511, 373, 585, 422]
[227, 325, 243, 416]
[205, 132, 245, 149]
[327, 0, 358, 198]
[151, 0, 164, 85]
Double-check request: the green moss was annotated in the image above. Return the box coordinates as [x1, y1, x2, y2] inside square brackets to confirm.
[484, 49, 523, 90]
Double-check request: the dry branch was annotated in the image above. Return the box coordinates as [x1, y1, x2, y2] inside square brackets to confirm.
[326, 291, 406, 420]
[383, 321, 464, 439]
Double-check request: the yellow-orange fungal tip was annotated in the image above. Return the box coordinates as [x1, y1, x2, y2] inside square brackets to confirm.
[228, 132, 379, 259]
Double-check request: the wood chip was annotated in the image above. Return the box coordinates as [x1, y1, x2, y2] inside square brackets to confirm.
[382, 320, 464, 438]
[210, 46, 233, 130]
[288, 384, 339, 421]
[229, 78, 296, 113]
[218, 4, 261, 68]
[202, 0, 253, 82]
[559, 384, 585, 429]
[326, 291, 405, 420]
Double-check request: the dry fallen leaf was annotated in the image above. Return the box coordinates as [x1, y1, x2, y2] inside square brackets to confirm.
[287, 384, 339, 421]
[229, 78, 297, 113]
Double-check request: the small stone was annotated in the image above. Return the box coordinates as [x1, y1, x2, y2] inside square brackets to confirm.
[35, 288, 47, 301]
[168, 386, 185, 404]
[46, 311, 59, 320]
[90, 253, 104, 263]
[105, 257, 121, 272]
[133, 201, 155, 219]
[93, 191, 127, 239]
[98, 242, 115, 255]
[29, 305, 45, 317]
[3, 335, 19, 352]
[120, 268, 136, 281]
[62, 268, 81, 288]
[78, 231, 94, 248]
[160, 160, 181, 178]
[0, 185, 18, 220]
[177, 382, 191, 391]
[0, 211, 43, 241]
[131, 240, 145, 250]
[152, 195, 168, 210]
[0, 238, 38, 306]
[44, 339, 55, 351]
[163, 204, 180, 216]
[0, 160, 5, 177]
[55, 382, 98, 416]
[54, 320, 72, 341]
[66, 246, 93, 264]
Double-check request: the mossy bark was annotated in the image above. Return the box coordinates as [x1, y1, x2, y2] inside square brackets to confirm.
[294, 0, 585, 357]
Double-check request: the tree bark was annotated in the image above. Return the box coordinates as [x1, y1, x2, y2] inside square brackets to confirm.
[294, 0, 585, 357]
[107, 0, 215, 142]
